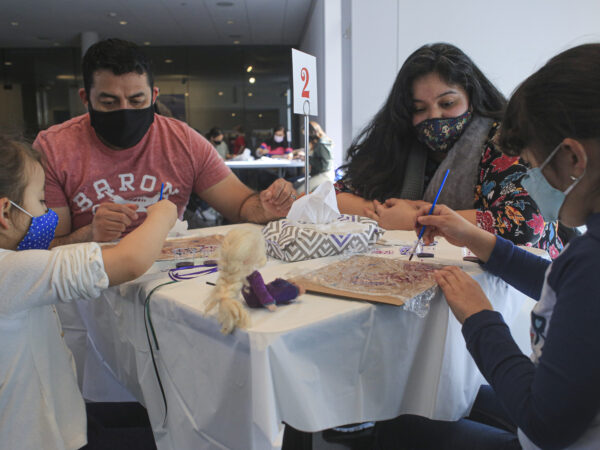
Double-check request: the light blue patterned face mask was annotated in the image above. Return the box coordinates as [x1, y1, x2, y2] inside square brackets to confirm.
[521, 144, 585, 222]
[9, 201, 58, 250]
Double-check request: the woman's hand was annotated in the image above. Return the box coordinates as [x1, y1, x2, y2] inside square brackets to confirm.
[364, 198, 430, 230]
[435, 266, 493, 324]
[292, 149, 306, 160]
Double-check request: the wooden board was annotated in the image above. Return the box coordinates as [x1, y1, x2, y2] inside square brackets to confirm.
[292, 255, 446, 306]
[293, 278, 410, 306]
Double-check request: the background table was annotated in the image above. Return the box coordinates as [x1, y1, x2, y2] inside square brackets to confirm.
[59, 225, 536, 450]
[226, 158, 305, 178]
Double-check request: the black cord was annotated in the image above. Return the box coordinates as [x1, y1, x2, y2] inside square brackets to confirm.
[143, 280, 177, 427]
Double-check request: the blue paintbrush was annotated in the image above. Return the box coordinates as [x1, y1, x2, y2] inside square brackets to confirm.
[409, 169, 450, 261]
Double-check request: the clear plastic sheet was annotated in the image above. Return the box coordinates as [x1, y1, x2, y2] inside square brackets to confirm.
[403, 285, 438, 318]
[296, 255, 443, 317]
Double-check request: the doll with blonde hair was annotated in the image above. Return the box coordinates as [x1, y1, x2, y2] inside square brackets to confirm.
[206, 227, 303, 334]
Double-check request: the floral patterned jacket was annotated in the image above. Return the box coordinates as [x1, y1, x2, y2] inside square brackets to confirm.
[335, 122, 563, 257]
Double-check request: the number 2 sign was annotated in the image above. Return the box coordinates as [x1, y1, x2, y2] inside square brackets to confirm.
[292, 49, 318, 116]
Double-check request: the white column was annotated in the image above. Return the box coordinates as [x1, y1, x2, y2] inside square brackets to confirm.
[81, 31, 99, 56]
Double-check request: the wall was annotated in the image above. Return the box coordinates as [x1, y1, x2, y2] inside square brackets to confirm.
[299, 0, 344, 169]
[395, 0, 600, 97]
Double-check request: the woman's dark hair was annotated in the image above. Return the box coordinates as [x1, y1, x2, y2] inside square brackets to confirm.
[207, 127, 223, 140]
[340, 43, 506, 201]
[82, 38, 154, 97]
[0, 136, 43, 210]
[499, 43, 600, 161]
[273, 124, 286, 135]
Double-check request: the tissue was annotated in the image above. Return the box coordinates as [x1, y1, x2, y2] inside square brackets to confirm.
[286, 181, 340, 224]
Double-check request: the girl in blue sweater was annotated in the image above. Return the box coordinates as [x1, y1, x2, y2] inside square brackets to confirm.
[376, 43, 600, 449]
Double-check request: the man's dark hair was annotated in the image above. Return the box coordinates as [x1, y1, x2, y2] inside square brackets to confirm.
[82, 38, 154, 96]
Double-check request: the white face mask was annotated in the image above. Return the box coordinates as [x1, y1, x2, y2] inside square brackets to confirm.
[273, 135, 284, 143]
[520, 144, 585, 222]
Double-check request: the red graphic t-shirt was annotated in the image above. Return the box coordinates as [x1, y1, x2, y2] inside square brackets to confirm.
[34, 114, 230, 233]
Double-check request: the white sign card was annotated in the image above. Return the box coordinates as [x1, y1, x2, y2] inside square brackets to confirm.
[291, 48, 318, 116]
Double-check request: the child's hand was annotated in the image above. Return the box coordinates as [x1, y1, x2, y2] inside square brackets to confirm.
[435, 266, 493, 324]
[147, 200, 177, 228]
[415, 204, 477, 247]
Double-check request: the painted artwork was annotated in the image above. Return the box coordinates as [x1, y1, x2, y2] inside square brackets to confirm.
[157, 234, 224, 261]
[294, 255, 446, 306]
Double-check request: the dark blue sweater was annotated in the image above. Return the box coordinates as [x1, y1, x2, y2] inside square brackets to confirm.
[463, 213, 600, 449]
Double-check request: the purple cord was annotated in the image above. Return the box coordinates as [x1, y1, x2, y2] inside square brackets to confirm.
[168, 264, 218, 282]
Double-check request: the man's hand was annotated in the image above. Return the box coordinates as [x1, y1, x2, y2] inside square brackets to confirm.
[92, 203, 138, 242]
[364, 198, 431, 230]
[259, 178, 296, 219]
[435, 266, 493, 324]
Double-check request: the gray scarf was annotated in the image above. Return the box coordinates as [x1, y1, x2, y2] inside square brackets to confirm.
[399, 115, 494, 210]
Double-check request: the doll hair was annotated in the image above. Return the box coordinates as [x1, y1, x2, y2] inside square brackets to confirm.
[205, 227, 267, 334]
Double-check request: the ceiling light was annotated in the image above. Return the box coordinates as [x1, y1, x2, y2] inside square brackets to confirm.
[227, 20, 234, 25]
[164, 59, 173, 64]
[246, 65, 253, 73]
[4, 61, 13, 66]
[231, 112, 236, 117]
[247, 92, 253, 97]
[184, 92, 189, 97]
[11, 21, 19, 26]
[56, 74, 76, 80]
[144, 41, 151, 46]
[258, 113, 263, 118]
[248, 77, 256, 84]
[233, 40, 240, 45]
[218, 91, 224, 96]
[108, 12, 117, 17]
[119, 20, 128, 25]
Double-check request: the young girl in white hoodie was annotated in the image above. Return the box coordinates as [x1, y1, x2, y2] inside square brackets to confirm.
[0, 136, 176, 450]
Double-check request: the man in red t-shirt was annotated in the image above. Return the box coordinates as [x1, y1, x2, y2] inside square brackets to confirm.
[34, 39, 296, 246]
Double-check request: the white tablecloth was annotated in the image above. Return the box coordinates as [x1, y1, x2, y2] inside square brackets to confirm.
[58, 225, 535, 450]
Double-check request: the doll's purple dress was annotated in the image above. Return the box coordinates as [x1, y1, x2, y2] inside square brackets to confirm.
[242, 271, 298, 308]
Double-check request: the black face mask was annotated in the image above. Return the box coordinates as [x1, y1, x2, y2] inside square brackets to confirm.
[89, 104, 155, 149]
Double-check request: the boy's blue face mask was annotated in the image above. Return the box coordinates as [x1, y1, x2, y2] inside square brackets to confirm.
[9, 201, 58, 250]
[520, 144, 585, 222]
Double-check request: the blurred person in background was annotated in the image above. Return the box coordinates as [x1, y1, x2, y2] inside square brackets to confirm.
[206, 127, 229, 160]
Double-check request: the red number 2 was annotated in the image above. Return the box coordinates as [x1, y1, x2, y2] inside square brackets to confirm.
[301, 67, 310, 98]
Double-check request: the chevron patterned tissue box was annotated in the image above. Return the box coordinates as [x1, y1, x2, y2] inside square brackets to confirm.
[262, 214, 383, 262]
